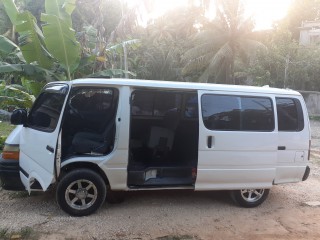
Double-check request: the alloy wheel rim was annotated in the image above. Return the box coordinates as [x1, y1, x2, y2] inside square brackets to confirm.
[65, 179, 98, 210]
[240, 189, 264, 203]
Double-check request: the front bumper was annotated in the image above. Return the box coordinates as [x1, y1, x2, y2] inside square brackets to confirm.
[0, 155, 25, 191]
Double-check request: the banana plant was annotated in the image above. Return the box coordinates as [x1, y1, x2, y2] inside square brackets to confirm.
[0, 80, 35, 109]
[2, 0, 54, 69]
[1, 0, 80, 80]
[41, 13, 80, 79]
[105, 39, 141, 78]
[0, 0, 137, 83]
[0, 35, 19, 55]
[0, 34, 64, 83]
[41, 0, 80, 79]
[0, 62, 64, 82]
[88, 69, 136, 78]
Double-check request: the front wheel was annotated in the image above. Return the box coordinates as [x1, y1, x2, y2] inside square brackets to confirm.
[56, 169, 107, 216]
[231, 189, 270, 208]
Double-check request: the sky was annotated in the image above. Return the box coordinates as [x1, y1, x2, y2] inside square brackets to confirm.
[245, 0, 292, 30]
[128, 0, 293, 30]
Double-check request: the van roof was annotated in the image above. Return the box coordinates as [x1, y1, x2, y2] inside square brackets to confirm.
[69, 78, 301, 96]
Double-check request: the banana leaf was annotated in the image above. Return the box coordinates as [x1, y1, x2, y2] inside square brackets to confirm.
[16, 12, 54, 68]
[0, 63, 63, 82]
[0, 35, 19, 55]
[41, 13, 80, 80]
[0, 84, 35, 108]
[2, 0, 53, 68]
[45, 0, 76, 27]
[21, 78, 45, 96]
[83, 25, 98, 50]
[88, 69, 136, 78]
[1, 0, 22, 25]
[106, 39, 141, 54]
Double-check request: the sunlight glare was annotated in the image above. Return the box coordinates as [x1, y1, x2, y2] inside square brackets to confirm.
[245, 0, 292, 30]
[148, 0, 186, 19]
[127, 0, 292, 30]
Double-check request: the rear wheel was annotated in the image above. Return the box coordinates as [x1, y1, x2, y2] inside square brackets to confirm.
[231, 189, 269, 208]
[56, 169, 106, 216]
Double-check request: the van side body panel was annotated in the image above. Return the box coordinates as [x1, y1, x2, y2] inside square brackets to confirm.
[101, 86, 130, 190]
[274, 95, 310, 184]
[196, 90, 277, 190]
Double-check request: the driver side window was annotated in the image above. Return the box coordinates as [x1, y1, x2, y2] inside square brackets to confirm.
[70, 88, 114, 112]
[67, 87, 118, 132]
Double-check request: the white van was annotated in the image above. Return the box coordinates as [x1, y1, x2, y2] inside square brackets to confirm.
[1, 79, 310, 216]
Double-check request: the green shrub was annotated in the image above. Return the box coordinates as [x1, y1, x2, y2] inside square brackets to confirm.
[0, 114, 10, 122]
[0, 136, 7, 152]
[310, 116, 320, 121]
[0, 135, 7, 152]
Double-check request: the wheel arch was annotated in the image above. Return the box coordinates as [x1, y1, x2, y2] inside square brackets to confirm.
[60, 162, 110, 187]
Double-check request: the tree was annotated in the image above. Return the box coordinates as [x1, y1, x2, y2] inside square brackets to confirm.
[246, 26, 295, 87]
[132, 5, 204, 81]
[246, 24, 320, 91]
[182, 0, 264, 84]
[0, 0, 135, 111]
[1, 0, 81, 80]
[279, 0, 320, 40]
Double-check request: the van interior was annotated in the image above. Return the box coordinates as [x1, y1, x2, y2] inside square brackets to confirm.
[127, 90, 199, 188]
[60, 88, 199, 188]
[61, 87, 119, 158]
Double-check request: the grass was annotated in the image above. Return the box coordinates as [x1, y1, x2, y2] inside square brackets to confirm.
[0, 121, 15, 136]
[0, 121, 15, 153]
[310, 116, 320, 121]
[0, 227, 38, 240]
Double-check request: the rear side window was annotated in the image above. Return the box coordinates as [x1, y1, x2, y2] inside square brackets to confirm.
[131, 91, 182, 116]
[201, 94, 274, 131]
[131, 91, 154, 116]
[276, 98, 304, 131]
[154, 92, 182, 116]
[184, 94, 199, 118]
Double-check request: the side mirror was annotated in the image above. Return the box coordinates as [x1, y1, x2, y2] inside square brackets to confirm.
[11, 109, 28, 125]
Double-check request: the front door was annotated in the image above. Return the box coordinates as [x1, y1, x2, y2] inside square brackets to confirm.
[196, 90, 277, 190]
[19, 83, 70, 191]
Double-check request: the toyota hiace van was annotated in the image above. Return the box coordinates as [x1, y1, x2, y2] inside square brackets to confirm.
[0, 79, 311, 216]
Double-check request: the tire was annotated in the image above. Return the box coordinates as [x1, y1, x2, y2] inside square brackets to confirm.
[56, 168, 107, 216]
[231, 189, 270, 208]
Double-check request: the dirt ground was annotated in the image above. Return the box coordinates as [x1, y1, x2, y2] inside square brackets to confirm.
[1, 121, 320, 240]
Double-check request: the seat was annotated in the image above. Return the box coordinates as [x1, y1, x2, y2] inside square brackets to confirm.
[147, 109, 180, 160]
[72, 119, 115, 154]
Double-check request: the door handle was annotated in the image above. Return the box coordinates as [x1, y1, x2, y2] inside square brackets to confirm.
[207, 136, 213, 148]
[46, 145, 54, 153]
[278, 146, 286, 150]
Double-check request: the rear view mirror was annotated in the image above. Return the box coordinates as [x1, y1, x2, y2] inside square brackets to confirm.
[11, 109, 28, 125]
